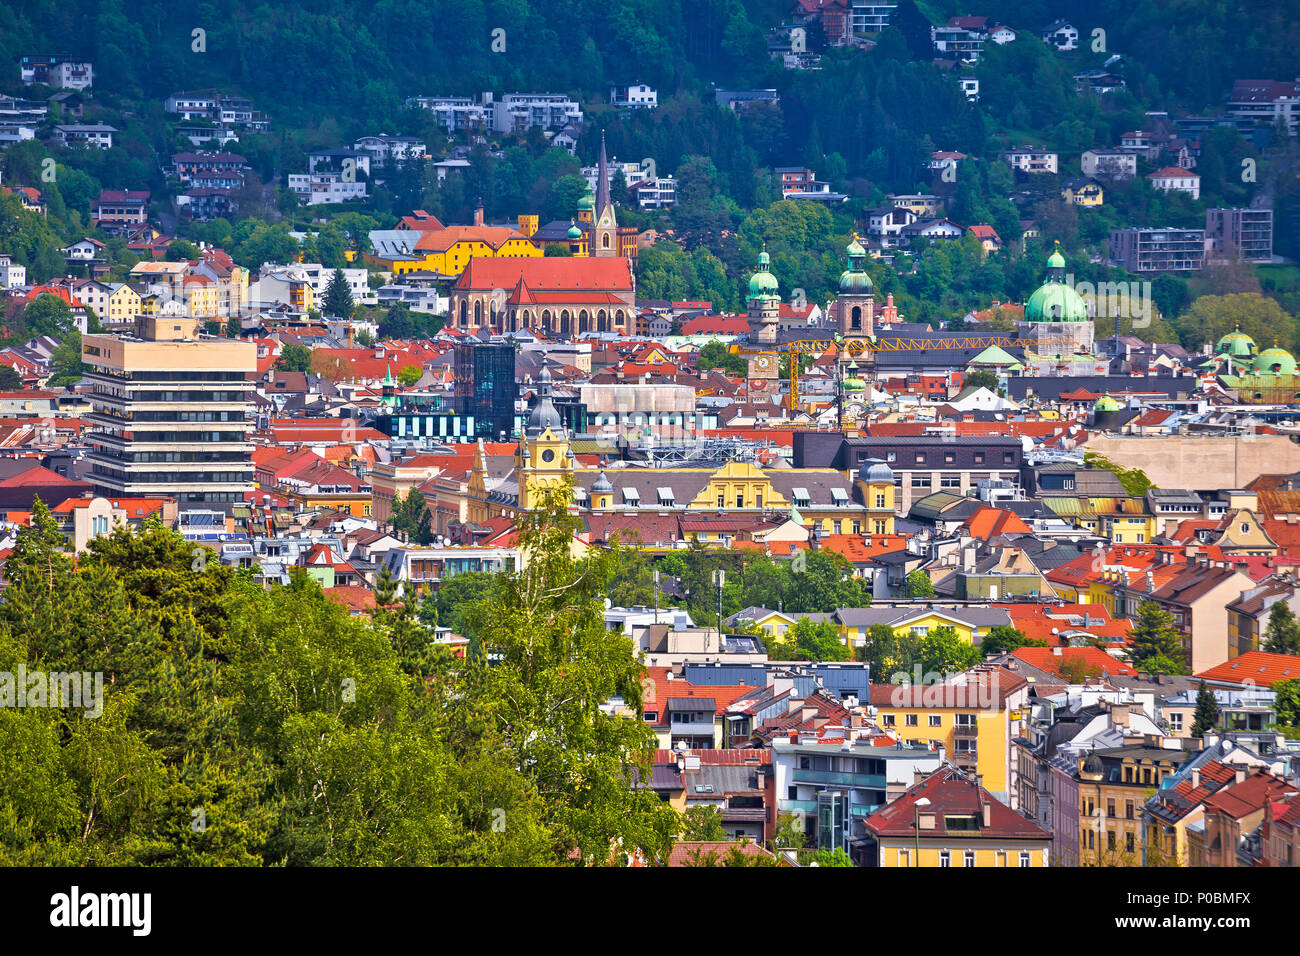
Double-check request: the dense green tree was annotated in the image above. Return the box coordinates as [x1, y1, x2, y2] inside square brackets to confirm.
[979, 625, 1047, 657]
[1191, 681, 1220, 738]
[1262, 600, 1300, 655]
[458, 481, 679, 862]
[275, 344, 313, 372]
[22, 294, 76, 338]
[46, 333, 88, 387]
[322, 268, 355, 320]
[773, 617, 851, 662]
[905, 570, 935, 599]
[681, 805, 727, 841]
[390, 488, 434, 546]
[419, 570, 496, 639]
[1274, 678, 1300, 731]
[1128, 601, 1189, 675]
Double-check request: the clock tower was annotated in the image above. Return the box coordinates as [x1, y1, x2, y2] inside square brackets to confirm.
[515, 365, 575, 509]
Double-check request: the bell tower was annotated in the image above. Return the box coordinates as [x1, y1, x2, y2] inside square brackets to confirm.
[746, 245, 780, 347]
[834, 235, 875, 340]
[592, 132, 618, 258]
[515, 366, 575, 509]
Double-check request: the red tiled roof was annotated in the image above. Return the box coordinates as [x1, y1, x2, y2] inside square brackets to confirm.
[962, 505, 1031, 538]
[863, 764, 1049, 839]
[666, 842, 775, 867]
[1196, 650, 1300, 687]
[452, 256, 633, 293]
[817, 533, 910, 564]
[1202, 771, 1297, 820]
[1010, 646, 1135, 678]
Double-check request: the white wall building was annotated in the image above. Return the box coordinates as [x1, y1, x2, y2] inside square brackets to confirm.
[0, 254, 26, 289]
[610, 84, 658, 109]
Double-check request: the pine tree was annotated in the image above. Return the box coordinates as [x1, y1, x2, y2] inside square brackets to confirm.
[1128, 601, 1189, 674]
[1262, 600, 1300, 655]
[1191, 681, 1219, 737]
[322, 268, 354, 319]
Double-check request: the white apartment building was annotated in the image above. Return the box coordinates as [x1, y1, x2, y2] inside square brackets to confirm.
[286, 172, 367, 206]
[610, 84, 658, 109]
[52, 124, 116, 149]
[1001, 148, 1059, 174]
[20, 55, 93, 90]
[0, 254, 27, 289]
[262, 263, 374, 306]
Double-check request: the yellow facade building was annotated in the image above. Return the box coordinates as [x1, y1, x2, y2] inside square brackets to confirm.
[863, 765, 1052, 867]
[869, 670, 1030, 797]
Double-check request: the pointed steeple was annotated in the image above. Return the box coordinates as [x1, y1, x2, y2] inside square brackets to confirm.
[595, 130, 611, 216]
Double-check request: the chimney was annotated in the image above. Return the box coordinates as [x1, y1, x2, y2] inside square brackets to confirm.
[981, 801, 991, 828]
[1235, 768, 1247, 784]
[473, 200, 484, 227]
[1191, 768, 1200, 788]
[1111, 703, 1130, 727]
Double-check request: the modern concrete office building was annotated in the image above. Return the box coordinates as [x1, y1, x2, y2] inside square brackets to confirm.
[82, 313, 257, 505]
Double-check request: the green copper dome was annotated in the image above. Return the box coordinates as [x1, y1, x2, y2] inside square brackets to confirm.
[1025, 242, 1088, 323]
[567, 220, 583, 240]
[1094, 393, 1121, 412]
[838, 235, 873, 293]
[842, 359, 866, 392]
[748, 248, 780, 299]
[578, 188, 595, 211]
[1215, 324, 1256, 359]
[1251, 344, 1298, 375]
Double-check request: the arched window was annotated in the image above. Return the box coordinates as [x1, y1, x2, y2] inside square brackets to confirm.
[560, 310, 570, 337]
[579, 310, 589, 334]
[473, 300, 482, 325]
[851, 306, 862, 330]
[459, 300, 468, 327]
[541, 309, 551, 333]
[602, 234, 611, 249]
[597, 309, 607, 332]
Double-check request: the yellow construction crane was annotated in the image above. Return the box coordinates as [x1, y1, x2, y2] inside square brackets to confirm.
[781, 335, 1034, 408]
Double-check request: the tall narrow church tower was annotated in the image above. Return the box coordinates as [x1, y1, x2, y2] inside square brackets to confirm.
[834, 235, 875, 340]
[592, 132, 618, 257]
[746, 245, 781, 347]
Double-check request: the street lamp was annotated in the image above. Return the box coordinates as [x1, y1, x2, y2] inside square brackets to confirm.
[913, 797, 931, 867]
[653, 569, 660, 626]
[712, 568, 725, 644]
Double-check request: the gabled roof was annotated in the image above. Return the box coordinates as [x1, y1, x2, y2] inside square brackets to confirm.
[862, 764, 1049, 839]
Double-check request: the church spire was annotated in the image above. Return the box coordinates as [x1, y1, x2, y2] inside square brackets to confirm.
[595, 130, 611, 216]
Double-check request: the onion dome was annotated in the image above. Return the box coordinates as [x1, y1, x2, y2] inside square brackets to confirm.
[526, 365, 562, 433]
[1024, 241, 1088, 323]
[747, 246, 780, 299]
[592, 470, 613, 495]
[578, 187, 595, 211]
[841, 359, 866, 392]
[567, 218, 583, 240]
[838, 234, 874, 294]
